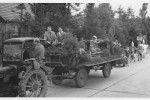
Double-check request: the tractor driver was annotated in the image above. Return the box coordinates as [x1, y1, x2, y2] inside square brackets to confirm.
[30, 38, 45, 66]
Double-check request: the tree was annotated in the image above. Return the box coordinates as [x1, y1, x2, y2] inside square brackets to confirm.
[83, 3, 114, 39]
[29, 3, 81, 37]
[114, 6, 137, 46]
[127, 7, 134, 18]
[83, 3, 96, 39]
[95, 3, 114, 38]
[15, 3, 26, 36]
[139, 3, 149, 35]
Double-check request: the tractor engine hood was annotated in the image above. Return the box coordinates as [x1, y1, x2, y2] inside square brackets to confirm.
[0, 65, 17, 78]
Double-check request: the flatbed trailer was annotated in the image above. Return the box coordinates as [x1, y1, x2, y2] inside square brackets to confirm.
[43, 39, 124, 88]
[77, 55, 122, 67]
[45, 52, 123, 88]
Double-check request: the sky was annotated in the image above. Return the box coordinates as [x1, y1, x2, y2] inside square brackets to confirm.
[77, 1, 150, 17]
[0, 0, 150, 17]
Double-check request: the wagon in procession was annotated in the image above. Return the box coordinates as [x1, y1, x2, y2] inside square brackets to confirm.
[44, 36, 124, 88]
[0, 36, 124, 97]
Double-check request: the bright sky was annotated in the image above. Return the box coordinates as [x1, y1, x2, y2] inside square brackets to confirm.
[78, 1, 150, 17]
[104, 1, 150, 17]
[0, 0, 150, 17]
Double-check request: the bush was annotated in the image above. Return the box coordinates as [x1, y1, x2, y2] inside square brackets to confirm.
[78, 52, 91, 63]
[101, 49, 111, 57]
[63, 33, 79, 54]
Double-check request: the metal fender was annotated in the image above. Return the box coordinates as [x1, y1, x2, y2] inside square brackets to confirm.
[0, 65, 17, 77]
[33, 60, 41, 69]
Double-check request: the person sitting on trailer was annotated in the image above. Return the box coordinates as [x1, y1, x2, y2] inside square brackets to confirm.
[90, 36, 101, 53]
[57, 27, 66, 42]
[44, 26, 58, 47]
[78, 37, 86, 54]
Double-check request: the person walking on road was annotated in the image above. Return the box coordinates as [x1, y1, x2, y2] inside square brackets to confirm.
[130, 41, 137, 62]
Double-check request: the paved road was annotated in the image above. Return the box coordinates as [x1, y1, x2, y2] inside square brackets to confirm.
[46, 54, 150, 97]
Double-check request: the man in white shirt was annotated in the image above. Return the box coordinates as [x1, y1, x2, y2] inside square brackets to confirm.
[44, 26, 57, 43]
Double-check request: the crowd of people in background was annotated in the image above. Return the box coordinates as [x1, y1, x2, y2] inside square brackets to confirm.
[123, 32, 148, 66]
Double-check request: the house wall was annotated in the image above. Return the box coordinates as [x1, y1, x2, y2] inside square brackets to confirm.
[0, 21, 5, 54]
[0, 22, 5, 46]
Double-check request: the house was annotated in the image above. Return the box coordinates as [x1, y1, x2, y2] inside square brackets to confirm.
[0, 16, 5, 54]
[0, 3, 34, 38]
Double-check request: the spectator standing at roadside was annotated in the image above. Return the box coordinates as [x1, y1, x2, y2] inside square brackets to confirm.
[130, 41, 136, 62]
[44, 26, 57, 43]
[137, 33, 144, 44]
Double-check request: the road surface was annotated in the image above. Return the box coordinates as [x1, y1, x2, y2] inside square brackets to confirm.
[46, 53, 150, 97]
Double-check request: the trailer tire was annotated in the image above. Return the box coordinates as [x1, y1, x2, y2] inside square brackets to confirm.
[102, 63, 111, 78]
[75, 68, 88, 88]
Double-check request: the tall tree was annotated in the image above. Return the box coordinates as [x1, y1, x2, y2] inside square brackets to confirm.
[83, 3, 114, 39]
[83, 3, 96, 39]
[29, 3, 81, 37]
[139, 3, 149, 35]
[95, 3, 114, 38]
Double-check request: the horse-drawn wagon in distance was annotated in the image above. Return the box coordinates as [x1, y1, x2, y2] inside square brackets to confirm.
[0, 36, 125, 97]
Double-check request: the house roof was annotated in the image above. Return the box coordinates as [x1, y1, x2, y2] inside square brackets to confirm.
[0, 3, 34, 21]
[0, 16, 5, 23]
[4, 37, 35, 43]
[0, 3, 20, 21]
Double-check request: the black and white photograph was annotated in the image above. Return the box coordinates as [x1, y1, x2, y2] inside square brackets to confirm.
[0, 0, 150, 98]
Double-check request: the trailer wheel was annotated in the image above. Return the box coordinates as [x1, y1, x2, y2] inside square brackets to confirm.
[18, 69, 47, 97]
[102, 63, 111, 78]
[75, 68, 88, 88]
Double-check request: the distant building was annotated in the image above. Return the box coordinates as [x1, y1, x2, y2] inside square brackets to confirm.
[0, 3, 34, 38]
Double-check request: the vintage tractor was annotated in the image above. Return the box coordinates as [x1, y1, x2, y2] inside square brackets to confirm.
[0, 37, 48, 97]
